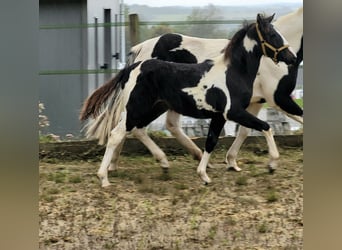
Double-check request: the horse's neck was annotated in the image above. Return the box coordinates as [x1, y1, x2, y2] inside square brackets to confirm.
[229, 42, 263, 86]
[274, 9, 303, 53]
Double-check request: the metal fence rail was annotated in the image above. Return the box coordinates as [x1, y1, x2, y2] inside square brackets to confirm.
[39, 16, 302, 138]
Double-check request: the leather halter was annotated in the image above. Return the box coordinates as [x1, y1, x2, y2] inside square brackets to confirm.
[256, 23, 289, 64]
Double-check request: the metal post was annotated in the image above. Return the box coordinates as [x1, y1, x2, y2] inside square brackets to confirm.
[114, 14, 118, 70]
[94, 17, 99, 88]
[120, 0, 126, 64]
[103, 9, 112, 80]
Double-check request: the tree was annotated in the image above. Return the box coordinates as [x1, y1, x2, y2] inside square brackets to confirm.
[177, 4, 228, 38]
[149, 24, 174, 37]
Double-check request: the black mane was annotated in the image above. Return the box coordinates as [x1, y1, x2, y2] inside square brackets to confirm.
[224, 21, 255, 62]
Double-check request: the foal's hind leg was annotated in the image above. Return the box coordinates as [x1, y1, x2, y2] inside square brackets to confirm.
[166, 111, 215, 168]
[98, 113, 127, 187]
[226, 103, 263, 171]
[166, 111, 203, 161]
[132, 128, 170, 171]
[108, 137, 126, 171]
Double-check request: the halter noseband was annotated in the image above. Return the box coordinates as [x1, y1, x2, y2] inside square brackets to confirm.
[256, 23, 289, 64]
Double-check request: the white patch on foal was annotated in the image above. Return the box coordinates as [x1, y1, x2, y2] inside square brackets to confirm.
[182, 82, 217, 112]
[243, 36, 257, 52]
[182, 57, 230, 114]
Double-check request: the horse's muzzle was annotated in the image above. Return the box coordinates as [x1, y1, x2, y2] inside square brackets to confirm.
[280, 49, 297, 65]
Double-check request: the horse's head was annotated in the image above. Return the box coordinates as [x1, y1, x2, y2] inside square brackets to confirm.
[255, 13, 296, 65]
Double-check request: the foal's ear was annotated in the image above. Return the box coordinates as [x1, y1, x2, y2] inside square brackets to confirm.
[257, 13, 275, 24]
[266, 13, 275, 23]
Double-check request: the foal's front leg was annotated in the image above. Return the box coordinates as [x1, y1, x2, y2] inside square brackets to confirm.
[197, 116, 226, 184]
[226, 103, 263, 171]
[227, 107, 279, 173]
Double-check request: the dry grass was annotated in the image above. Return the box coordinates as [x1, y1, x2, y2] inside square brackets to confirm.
[39, 146, 303, 249]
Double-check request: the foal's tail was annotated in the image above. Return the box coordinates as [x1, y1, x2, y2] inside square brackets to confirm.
[79, 64, 137, 144]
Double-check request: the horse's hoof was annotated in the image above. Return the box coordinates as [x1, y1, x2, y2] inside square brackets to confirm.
[227, 166, 241, 172]
[201, 177, 211, 185]
[100, 180, 111, 188]
[98, 173, 111, 187]
[268, 166, 276, 174]
[102, 183, 111, 188]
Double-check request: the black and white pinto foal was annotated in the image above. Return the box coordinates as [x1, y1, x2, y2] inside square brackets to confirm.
[80, 14, 296, 187]
[128, 7, 303, 172]
[82, 7, 303, 175]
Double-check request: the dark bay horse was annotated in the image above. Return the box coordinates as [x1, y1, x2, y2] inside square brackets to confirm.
[80, 14, 296, 187]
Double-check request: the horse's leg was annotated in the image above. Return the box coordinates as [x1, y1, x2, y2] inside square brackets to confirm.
[97, 113, 127, 187]
[286, 113, 303, 124]
[197, 115, 226, 184]
[225, 103, 263, 171]
[262, 128, 280, 173]
[108, 136, 126, 171]
[274, 92, 303, 123]
[227, 108, 279, 173]
[132, 128, 170, 172]
[165, 110, 203, 161]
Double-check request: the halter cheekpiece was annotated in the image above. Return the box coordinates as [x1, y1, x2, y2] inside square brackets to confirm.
[256, 23, 289, 64]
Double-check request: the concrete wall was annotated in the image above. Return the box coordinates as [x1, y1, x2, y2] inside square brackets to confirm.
[39, 0, 124, 138]
[39, 0, 88, 138]
[86, 0, 125, 94]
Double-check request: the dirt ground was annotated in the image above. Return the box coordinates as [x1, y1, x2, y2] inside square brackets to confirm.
[39, 145, 303, 250]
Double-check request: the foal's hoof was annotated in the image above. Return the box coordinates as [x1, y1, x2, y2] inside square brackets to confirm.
[102, 182, 111, 188]
[227, 166, 242, 172]
[200, 176, 211, 186]
[99, 178, 111, 188]
[97, 173, 111, 188]
[268, 166, 276, 174]
[162, 167, 169, 174]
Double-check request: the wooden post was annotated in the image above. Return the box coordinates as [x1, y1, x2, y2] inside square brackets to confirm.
[129, 13, 140, 46]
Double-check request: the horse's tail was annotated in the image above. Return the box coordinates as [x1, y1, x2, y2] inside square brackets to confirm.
[79, 64, 137, 144]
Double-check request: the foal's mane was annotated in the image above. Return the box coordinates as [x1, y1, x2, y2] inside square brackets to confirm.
[224, 21, 254, 62]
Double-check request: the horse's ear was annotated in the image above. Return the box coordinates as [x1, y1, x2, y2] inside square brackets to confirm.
[257, 13, 275, 25]
[257, 13, 263, 24]
[266, 13, 275, 23]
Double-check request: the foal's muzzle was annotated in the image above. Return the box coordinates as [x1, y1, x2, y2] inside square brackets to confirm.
[278, 49, 297, 65]
[256, 23, 296, 65]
